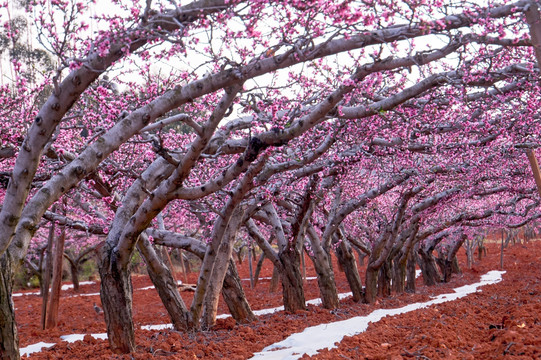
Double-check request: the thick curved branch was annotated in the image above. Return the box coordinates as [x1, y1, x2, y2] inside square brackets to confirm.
[146, 228, 206, 258]
[5, 0, 234, 261]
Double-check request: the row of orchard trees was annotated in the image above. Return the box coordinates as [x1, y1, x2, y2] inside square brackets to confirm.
[3, 0, 541, 358]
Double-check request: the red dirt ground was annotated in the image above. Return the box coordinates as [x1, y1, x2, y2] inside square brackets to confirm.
[15, 240, 541, 359]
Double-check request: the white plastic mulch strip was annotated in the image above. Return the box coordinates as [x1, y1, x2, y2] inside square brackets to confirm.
[60, 333, 108, 342]
[13, 281, 96, 298]
[19, 342, 56, 357]
[15, 280, 184, 301]
[61, 281, 95, 291]
[141, 291, 357, 331]
[12, 291, 40, 297]
[19, 334, 108, 357]
[249, 270, 505, 360]
[241, 276, 318, 282]
[141, 323, 173, 331]
[66, 292, 100, 298]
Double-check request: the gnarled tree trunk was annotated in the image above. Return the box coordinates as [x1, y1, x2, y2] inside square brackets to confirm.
[306, 228, 339, 309]
[334, 235, 363, 302]
[364, 266, 378, 304]
[437, 254, 462, 283]
[451, 256, 461, 275]
[364, 191, 413, 303]
[0, 253, 19, 360]
[148, 228, 254, 325]
[392, 223, 419, 295]
[201, 214, 244, 330]
[253, 252, 266, 288]
[437, 234, 465, 283]
[41, 218, 55, 329]
[64, 243, 100, 293]
[98, 245, 135, 354]
[365, 234, 393, 304]
[405, 248, 417, 293]
[222, 259, 255, 323]
[67, 259, 80, 292]
[244, 207, 306, 311]
[138, 235, 192, 330]
[269, 267, 279, 293]
[377, 260, 392, 298]
[436, 257, 453, 283]
[392, 256, 407, 294]
[279, 248, 306, 312]
[45, 227, 66, 329]
[418, 248, 442, 286]
[309, 256, 339, 310]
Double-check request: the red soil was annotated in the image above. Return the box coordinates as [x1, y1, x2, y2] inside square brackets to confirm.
[15, 240, 541, 359]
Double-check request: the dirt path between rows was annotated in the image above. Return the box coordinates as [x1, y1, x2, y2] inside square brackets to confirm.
[307, 241, 541, 360]
[15, 240, 540, 359]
